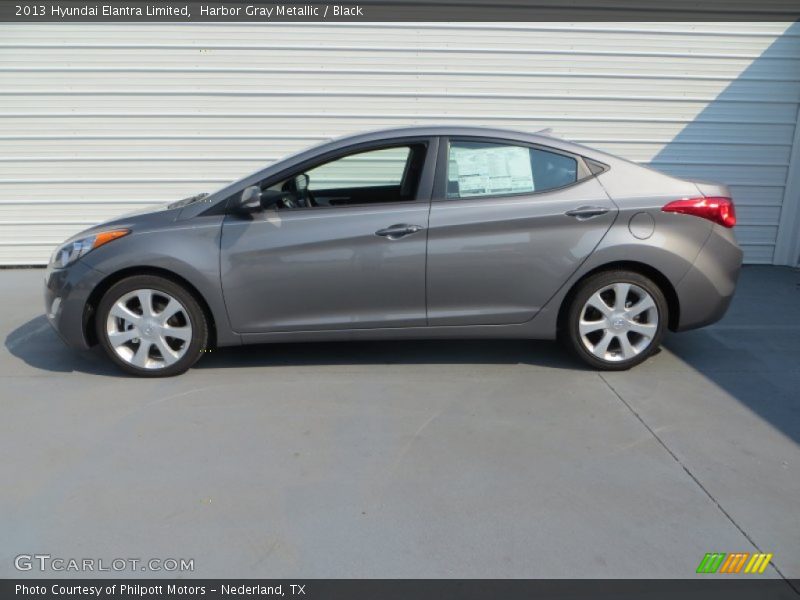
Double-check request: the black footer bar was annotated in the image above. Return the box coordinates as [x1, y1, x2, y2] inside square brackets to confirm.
[4, 579, 800, 600]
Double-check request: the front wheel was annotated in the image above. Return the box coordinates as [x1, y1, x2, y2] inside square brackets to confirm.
[562, 270, 668, 370]
[96, 275, 208, 377]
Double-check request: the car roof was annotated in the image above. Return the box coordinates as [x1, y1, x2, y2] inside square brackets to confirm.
[316, 125, 602, 160]
[329, 125, 556, 145]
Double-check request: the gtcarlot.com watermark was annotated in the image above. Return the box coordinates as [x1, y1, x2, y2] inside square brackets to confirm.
[15, 554, 194, 573]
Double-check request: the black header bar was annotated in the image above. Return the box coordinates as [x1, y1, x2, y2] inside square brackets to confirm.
[2, 0, 800, 22]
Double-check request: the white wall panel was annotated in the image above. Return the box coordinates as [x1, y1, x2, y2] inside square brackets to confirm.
[0, 22, 798, 265]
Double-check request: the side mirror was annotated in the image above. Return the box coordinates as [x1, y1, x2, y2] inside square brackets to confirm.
[234, 186, 262, 212]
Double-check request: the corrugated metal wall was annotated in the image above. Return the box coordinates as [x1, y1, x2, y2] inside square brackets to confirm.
[1, 22, 798, 265]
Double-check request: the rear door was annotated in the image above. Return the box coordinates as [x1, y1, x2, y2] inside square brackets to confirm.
[426, 137, 617, 326]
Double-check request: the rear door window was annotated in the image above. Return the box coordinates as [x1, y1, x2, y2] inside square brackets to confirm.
[446, 140, 578, 199]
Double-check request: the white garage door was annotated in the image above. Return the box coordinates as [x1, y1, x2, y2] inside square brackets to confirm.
[0, 22, 798, 265]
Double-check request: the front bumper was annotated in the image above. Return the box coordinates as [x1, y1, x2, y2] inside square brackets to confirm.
[44, 261, 106, 349]
[674, 224, 743, 331]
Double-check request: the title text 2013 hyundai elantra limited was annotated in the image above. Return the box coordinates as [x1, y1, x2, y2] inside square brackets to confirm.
[44, 126, 742, 376]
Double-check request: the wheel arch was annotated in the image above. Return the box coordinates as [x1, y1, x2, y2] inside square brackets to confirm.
[83, 266, 218, 348]
[557, 260, 680, 333]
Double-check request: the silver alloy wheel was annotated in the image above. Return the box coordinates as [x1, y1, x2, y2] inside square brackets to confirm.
[578, 282, 659, 362]
[105, 288, 192, 370]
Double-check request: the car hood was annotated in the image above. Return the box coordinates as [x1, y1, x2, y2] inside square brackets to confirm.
[60, 201, 184, 245]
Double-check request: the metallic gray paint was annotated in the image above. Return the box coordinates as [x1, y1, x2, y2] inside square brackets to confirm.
[427, 177, 616, 325]
[44, 260, 105, 350]
[81, 215, 240, 347]
[675, 225, 742, 331]
[43, 125, 743, 355]
[221, 202, 430, 332]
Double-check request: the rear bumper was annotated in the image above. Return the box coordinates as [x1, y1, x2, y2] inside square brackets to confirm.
[44, 261, 105, 349]
[674, 225, 743, 331]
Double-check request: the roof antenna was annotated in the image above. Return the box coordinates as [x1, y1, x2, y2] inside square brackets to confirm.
[537, 128, 556, 137]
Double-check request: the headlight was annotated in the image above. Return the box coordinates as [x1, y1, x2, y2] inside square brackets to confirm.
[49, 229, 130, 269]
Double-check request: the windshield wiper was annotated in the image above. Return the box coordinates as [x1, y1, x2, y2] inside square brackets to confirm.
[168, 192, 209, 209]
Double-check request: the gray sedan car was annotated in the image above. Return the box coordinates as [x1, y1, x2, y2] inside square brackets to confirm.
[44, 126, 742, 376]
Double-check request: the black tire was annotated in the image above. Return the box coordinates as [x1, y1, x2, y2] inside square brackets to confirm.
[561, 270, 668, 371]
[96, 274, 208, 377]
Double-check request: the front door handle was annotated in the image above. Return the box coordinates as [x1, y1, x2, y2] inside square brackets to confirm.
[375, 224, 424, 240]
[565, 206, 610, 220]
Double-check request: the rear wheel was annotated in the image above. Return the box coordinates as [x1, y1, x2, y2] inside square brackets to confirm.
[562, 270, 667, 370]
[96, 275, 208, 377]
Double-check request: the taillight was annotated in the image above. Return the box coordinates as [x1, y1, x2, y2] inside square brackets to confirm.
[661, 196, 736, 228]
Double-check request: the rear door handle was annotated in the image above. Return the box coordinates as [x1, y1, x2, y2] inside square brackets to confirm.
[565, 206, 610, 220]
[375, 224, 424, 240]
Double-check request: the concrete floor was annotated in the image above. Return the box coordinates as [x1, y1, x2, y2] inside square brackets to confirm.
[1, 266, 798, 580]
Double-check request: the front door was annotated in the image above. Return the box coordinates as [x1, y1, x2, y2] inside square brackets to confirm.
[220, 140, 434, 333]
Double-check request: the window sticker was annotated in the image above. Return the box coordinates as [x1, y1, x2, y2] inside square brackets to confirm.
[449, 144, 534, 197]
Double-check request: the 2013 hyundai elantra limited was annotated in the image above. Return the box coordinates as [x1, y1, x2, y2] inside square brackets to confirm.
[44, 126, 742, 376]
